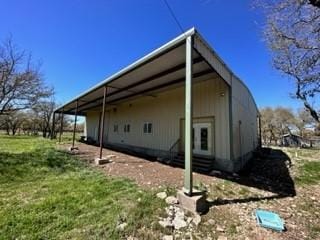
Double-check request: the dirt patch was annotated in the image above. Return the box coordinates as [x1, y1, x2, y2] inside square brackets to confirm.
[58, 142, 218, 190]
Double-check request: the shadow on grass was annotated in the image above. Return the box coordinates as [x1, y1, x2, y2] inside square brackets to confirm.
[205, 148, 296, 207]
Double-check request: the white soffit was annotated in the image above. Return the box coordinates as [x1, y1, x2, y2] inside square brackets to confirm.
[193, 34, 231, 86]
[56, 28, 257, 115]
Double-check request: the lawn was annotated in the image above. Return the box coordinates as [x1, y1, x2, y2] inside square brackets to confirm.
[0, 136, 165, 240]
[1, 135, 320, 240]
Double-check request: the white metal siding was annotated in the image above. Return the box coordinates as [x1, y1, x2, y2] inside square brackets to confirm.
[231, 75, 259, 171]
[86, 77, 231, 167]
[86, 111, 100, 141]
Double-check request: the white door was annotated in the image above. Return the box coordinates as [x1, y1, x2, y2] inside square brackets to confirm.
[193, 123, 212, 156]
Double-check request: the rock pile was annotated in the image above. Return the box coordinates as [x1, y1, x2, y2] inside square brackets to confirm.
[158, 194, 202, 237]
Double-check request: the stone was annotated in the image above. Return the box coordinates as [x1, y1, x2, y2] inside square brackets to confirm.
[217, 236, 228, 240]
[192, 214, 201, 226]
[159, 219, 173, 228]
[216, 225, 225, 232]
[177, 190, 208, 214]
[157, 192, 167, 200]
[172, 217, 187, 230]
[175, 208, 185, 218]
[287, 223, 297, 229]
[208, 219, 215, 225]
[162, 235, 173, 240]
[165, 196, 179, 205]
[166, 206, 175, 217]
[127, 237, 138, 240]
[116, 222, 127, 231]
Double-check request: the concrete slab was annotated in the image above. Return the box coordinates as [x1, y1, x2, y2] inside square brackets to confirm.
[177, 190, 208, 214]
[95, 158, 111, 165]
[68, 146, 79, 151]
[95, 155, 116, 165]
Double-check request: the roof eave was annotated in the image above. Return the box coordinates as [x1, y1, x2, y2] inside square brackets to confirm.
[54, 27, 196, 113]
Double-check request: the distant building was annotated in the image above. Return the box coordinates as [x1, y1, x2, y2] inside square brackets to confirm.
[281, 133, 302, 147]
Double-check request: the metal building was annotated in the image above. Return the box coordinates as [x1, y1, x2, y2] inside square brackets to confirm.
[54, 28, 260, 178]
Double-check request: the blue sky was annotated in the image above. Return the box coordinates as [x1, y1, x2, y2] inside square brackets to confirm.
[0, 0, 300, 109]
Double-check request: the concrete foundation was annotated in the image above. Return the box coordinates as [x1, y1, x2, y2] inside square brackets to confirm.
[177, 189, 208, 214]
[94, 155, 115, 165]
[94, 158, 110, 165]
[68, 146, 79, 151]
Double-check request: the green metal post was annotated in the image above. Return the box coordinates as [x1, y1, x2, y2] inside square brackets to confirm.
[59, 109, 64, 143]
[99, 86, 107, 159]
[184, 35, 193, 196]
[51, 112, 56, 139]
[72, 100, 78, 149]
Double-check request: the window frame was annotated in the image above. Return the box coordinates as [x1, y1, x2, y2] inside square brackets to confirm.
[124, 124, 130, 133]
[143, 122, 152, 134]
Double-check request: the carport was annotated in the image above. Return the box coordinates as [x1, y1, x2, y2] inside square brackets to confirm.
[53, 27, 233, 196]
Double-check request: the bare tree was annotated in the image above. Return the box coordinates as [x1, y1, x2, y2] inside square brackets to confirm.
[258, 0, 320, 122]
[0, 110, 27, 135]
[260, 107, 276, 144]
[0, 36, 51, 115]
[32, 99, 74, 138]
[295, 108, 316, 136]
[260, 107, 297, 145]
[274, 107, 296, 135]
[33, 99, 56, 138]
[19, 111, 38, 135]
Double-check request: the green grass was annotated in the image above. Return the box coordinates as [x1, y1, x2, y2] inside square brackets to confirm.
[58, 132, 82, 143]
[0, 135, 165, 239]
[295, 161, 320, 185]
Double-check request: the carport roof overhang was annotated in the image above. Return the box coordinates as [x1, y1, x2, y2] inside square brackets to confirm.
[54, 28, 236, 116]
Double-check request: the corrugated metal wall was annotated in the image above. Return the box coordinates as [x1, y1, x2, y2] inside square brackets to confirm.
[86, 77, 231, 168]
[86, 112, 100, 141]
[231, 75, 259, 171]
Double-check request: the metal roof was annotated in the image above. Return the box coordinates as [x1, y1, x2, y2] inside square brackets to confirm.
[55, 28, 257, 115]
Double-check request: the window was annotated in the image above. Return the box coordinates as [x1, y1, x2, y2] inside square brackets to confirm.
[143, 122, 152, 134]
[114, 124, 118, 133]
[124, 124, 130, 133]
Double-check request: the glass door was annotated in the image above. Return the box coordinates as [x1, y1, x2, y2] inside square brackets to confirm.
[193, 123, 212, 156]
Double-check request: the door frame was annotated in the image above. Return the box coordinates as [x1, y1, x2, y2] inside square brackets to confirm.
[193, 122, 212, 156]
[179, 116, 215, 157]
